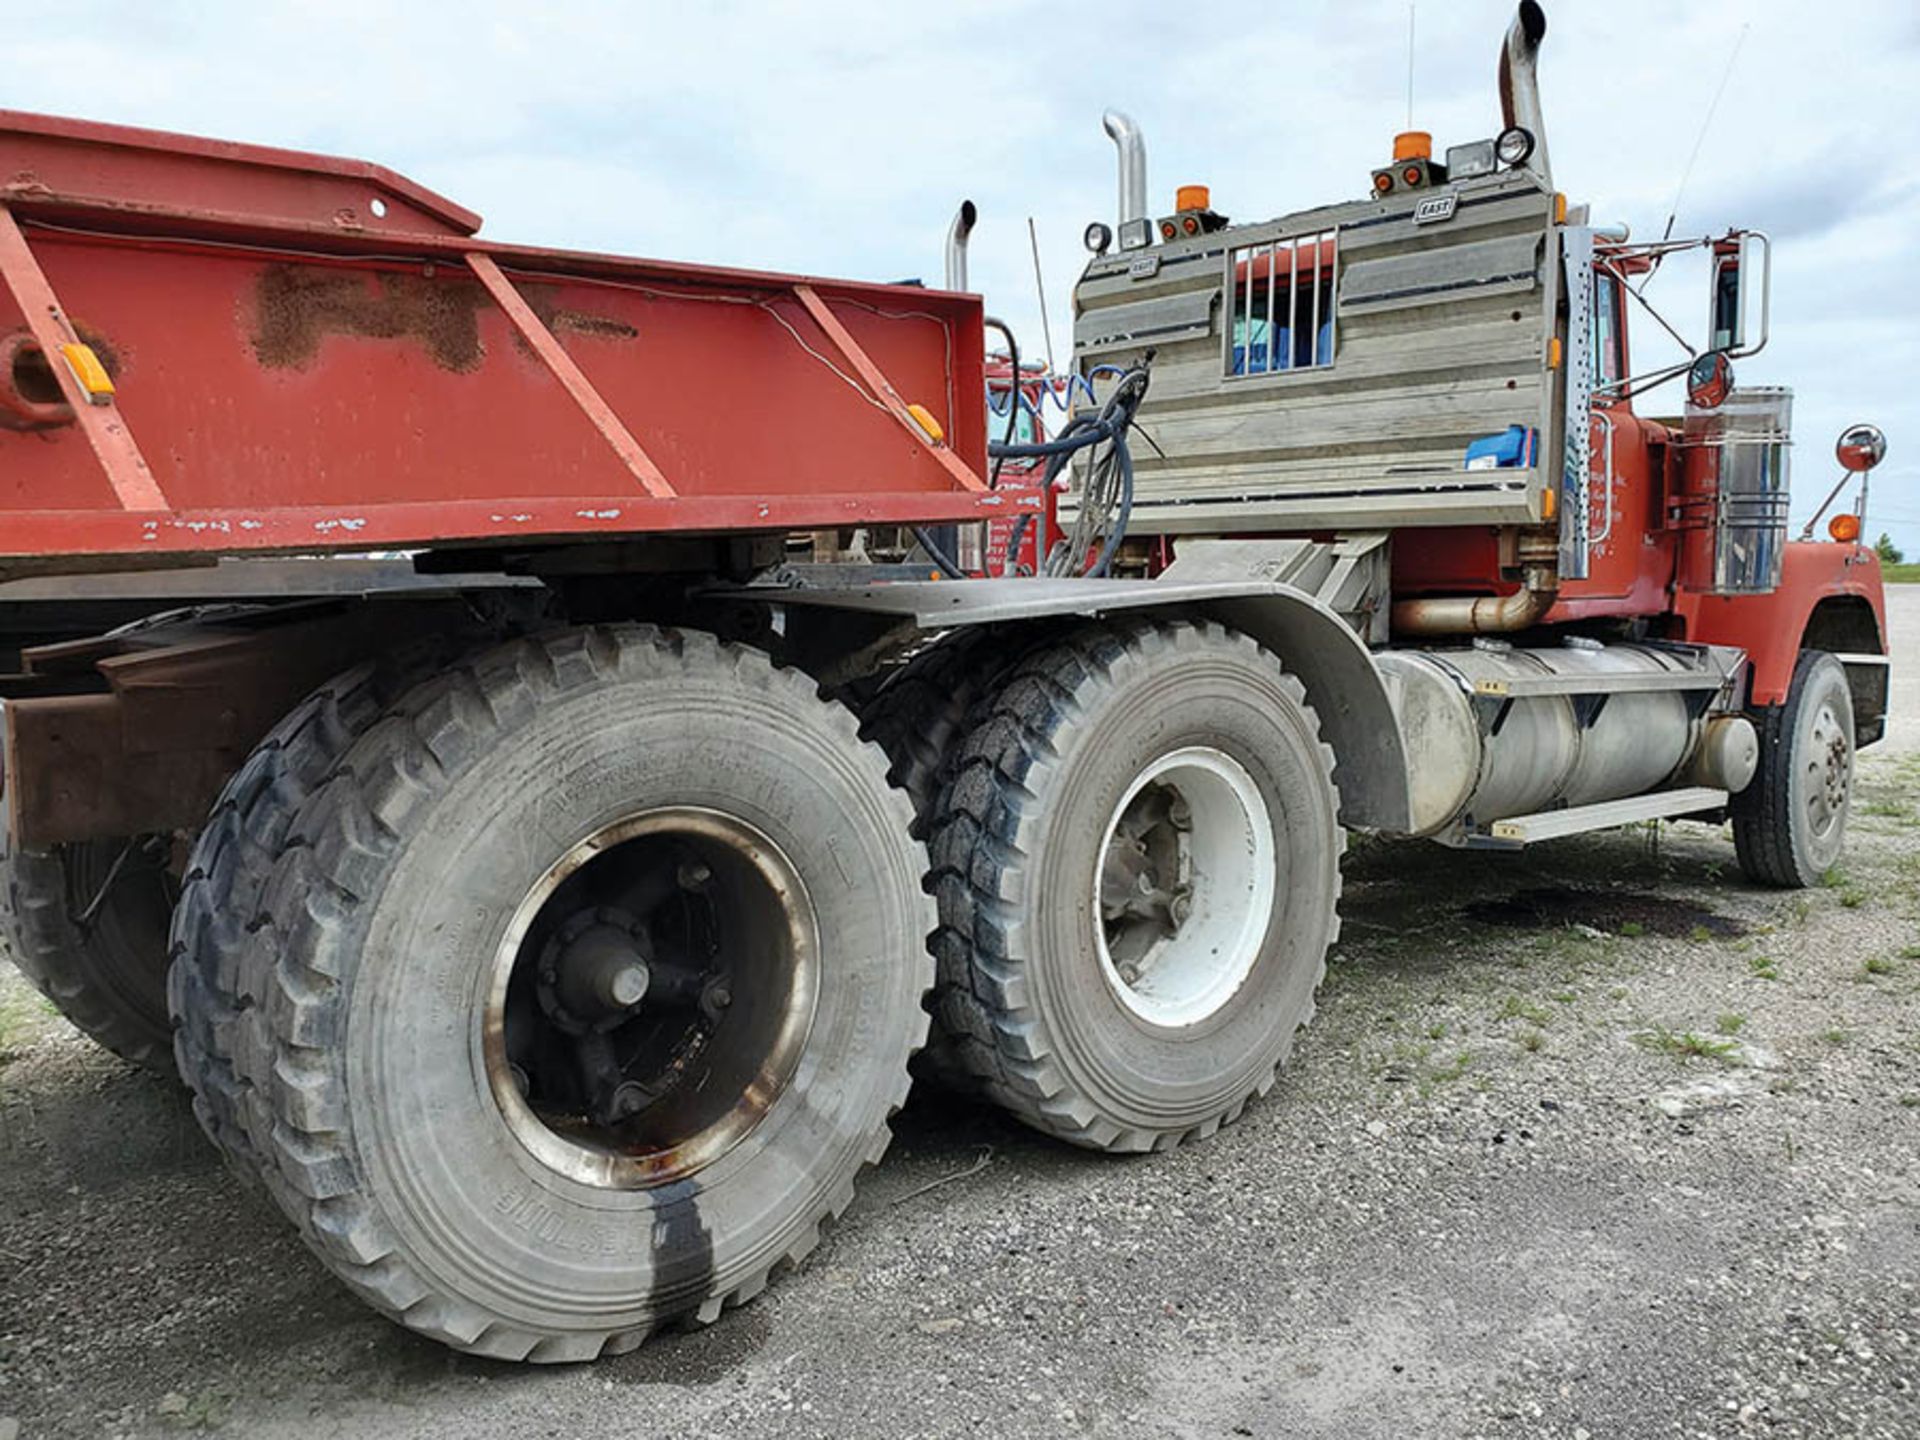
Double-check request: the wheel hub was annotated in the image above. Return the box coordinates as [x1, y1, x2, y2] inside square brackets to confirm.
[1804, 702, 1852, 839]
[484, 807, 817, 1188]
[1092, 747, 1276, 1029]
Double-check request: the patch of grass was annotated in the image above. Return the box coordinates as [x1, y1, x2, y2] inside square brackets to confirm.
[1839, 888, 1868, 910]
[1519, 1029, 1546, 1053]
[1863, 956, 1893, 978]
[1882, 562, 1920, 583]
[1618, 920, 1646, 938]
[1821, 1027, 1850, 1047]
[1748, 955, 1780, 981]
[1637, 1025, 1741, 1062]
[1715, 1013, 1747, 1035]
[1425, 1022, 1448, 1041]
[1820, 866, 1850, 890]
[1900, 1095, 1920, 1109]
[1496, 994, 1553, 1027]
[1609, 985, 1630, 1000]
[1688, 923, 1714, 942]
[1899, 943, 1920, 961]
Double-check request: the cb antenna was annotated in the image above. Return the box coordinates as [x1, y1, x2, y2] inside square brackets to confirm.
[1028, 216, 1057, 378]
[1656, 22, 1749, 247]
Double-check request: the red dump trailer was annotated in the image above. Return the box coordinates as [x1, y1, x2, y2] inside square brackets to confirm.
[0, 2, 1889, 1364]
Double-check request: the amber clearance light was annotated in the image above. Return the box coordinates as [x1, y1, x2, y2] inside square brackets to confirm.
[1828, 513, 1861, 543]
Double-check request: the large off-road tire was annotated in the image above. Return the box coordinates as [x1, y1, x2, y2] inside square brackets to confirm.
[859, 626, 1030, 837]
[203, 625, 931, 1360]
[168, 644, 463, 1170]
[1732, 650, 1856, 888]
[0, 834, 176, 1072]
[926, 618, 1343, 1152]
[860, 626, 1038, 1093]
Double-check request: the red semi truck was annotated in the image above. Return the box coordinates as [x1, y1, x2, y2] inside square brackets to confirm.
[0, 3, 1888, 1360]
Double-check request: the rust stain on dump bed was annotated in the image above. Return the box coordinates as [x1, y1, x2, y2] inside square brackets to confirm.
[251, 264, 487, 371]
[250, 266, 640, 372]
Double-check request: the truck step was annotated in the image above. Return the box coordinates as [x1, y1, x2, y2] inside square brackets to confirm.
[1466, 786, 1729, 848]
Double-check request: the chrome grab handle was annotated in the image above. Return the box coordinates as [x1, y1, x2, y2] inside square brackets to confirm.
[1588, 408, 1616, 545]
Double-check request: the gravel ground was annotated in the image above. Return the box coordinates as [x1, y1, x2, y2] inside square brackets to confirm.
[1, 590, 1915, 1440]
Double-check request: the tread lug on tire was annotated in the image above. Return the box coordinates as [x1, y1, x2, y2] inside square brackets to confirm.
[169, 640, 470, 1171]
[198, 624, 931, 1360]
[925, 617, 1343, 1151]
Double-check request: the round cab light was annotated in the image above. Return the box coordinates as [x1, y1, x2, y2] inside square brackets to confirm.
[1084, 220, 1113, 256]
[1182, 216, 1199, 235]
[1402, 166, 1423, 186]
[1373, 172, 1394, 194]
[1828, 513, 1862, 543]
[1496, 126, 1536, 166]
[1161, 221, 1177, 241]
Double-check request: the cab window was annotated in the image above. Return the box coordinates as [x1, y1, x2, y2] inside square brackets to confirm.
[1592, 270, 1623, 392]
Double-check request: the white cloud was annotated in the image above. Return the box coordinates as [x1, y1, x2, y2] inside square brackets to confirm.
[4, 0, 1914, 550]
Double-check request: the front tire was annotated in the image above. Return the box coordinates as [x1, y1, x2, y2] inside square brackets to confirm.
[1733, 649, 1856, 888]
[214, 626, 932, 1360]
[926, 619, 1343, 1152]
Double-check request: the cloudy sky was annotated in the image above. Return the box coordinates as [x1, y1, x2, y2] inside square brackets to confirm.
[7, 0, 1916, 553]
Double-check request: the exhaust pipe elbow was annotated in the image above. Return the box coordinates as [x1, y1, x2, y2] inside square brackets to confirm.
[1102, 109, 1148, 235]
[1391, 584, 1558, 637]
[1497, 1, 1552, 189]
[944, 199, 977, 292]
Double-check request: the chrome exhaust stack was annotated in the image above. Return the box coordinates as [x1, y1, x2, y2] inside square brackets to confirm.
[944, 199, 977, 291]
[1497, 1, 1552, 189]
[1102, 109, 1150, 250]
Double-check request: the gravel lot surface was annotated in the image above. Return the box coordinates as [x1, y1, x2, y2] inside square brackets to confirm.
[2, 589, 1915, 1440]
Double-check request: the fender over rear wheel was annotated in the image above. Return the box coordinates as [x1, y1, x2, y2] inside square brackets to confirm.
[210, 625, 932, 1360]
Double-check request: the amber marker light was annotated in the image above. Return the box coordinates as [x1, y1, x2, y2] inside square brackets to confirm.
[1828, 513, 1861, 543]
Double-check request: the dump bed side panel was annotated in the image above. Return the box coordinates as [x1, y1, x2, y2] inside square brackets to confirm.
[0, 111, 999, 574]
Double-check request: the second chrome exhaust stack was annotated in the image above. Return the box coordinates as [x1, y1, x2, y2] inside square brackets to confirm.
[1102, 109, 1150, 250]
[944, 199, 977, 291]
[1498, 1, 1552, 188]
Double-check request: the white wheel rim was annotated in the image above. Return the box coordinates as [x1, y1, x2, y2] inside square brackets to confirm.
[1090, 746, 1277, 1029]
[1802, 699, 1852, 843]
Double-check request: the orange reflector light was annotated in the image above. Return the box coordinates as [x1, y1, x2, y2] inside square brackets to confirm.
[1393, 130, 1432, 161]
[1547, 337, 1563, 370]
[1175, 184, 1211, 212]
[1161, 221, 1177, 240]
[1373, 172, 1394, 194]
[1402, 166, 1423, 186]
[1829, 513, 1861, 543]
[60, 343, 114, 404]
[1182, 216, 1199, 235]
[1554, 193, 1568, 224]
[1542, 486, 1557, 521]
[906, 403, 945, 445]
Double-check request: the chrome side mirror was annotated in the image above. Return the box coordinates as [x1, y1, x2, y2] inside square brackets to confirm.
[1836, 423, 1887, 473]
[1708, 231, 1771, 358]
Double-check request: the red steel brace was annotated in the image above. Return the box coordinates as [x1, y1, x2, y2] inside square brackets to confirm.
[0, 205, 169, 512]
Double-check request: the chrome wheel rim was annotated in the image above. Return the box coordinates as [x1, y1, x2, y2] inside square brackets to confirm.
[483, 807, 818, 1190]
